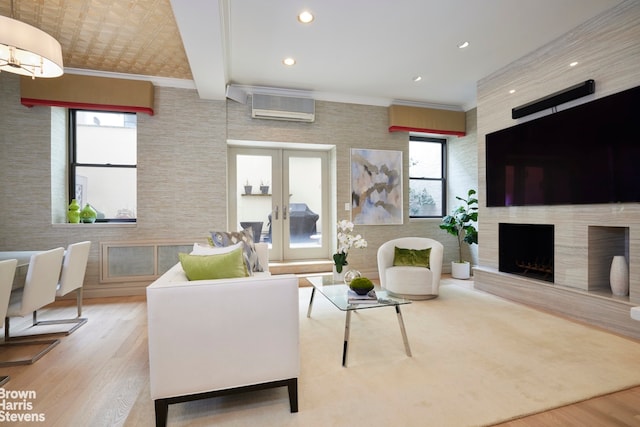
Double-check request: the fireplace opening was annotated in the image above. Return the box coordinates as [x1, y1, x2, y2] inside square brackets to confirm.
[499, 223, 554, 283]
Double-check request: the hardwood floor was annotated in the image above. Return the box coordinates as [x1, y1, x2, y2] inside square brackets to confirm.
[492, 386, 640, 426]
[0, 296, 149, 427]
[1, 292, 639, 426]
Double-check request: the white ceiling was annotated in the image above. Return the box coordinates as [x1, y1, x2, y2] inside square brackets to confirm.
[1, 1, 623, 111]
[170, 0, 623, 111]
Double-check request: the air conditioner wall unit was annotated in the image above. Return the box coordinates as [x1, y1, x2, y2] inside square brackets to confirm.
[251, 94, 315, 122]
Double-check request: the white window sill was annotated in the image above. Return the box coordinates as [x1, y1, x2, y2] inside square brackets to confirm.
[52, 223, 137, 229]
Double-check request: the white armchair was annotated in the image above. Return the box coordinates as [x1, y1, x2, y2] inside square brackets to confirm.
[377, 237, 444, 300]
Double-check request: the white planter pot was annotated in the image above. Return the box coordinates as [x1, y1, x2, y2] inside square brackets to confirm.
[451, 261, 471, 279]
[333, 265, 347, 283]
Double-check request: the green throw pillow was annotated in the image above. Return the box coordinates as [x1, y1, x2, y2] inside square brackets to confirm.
[209, 228, 263, 273]
[393, 246, 431, 268]
[178, 247, 249, 281]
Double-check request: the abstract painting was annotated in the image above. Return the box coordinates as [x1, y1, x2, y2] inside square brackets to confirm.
[350, 148, 403, 225]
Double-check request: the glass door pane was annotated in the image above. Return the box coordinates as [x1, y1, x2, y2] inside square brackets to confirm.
[229, 146, 328, 262]
[235, 153, 274, 245]
[283, 150, 327, 260]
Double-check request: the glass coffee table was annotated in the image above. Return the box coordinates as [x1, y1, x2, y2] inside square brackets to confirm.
[306, 275, 412, 367]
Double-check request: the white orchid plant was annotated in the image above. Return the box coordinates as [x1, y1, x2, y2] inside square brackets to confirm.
[333, 219, 367, 273]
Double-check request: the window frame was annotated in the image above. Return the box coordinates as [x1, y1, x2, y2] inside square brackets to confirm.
[408, 135, 447, 219]
[68, 109, 137, 223]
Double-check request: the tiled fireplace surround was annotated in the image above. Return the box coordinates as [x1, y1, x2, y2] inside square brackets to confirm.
[475, 220, 638, 339]
[473, 2, 640, 340]
[494, 223, 631, 294]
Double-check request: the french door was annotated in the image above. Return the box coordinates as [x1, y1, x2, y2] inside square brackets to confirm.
[228, 146, 329, 261]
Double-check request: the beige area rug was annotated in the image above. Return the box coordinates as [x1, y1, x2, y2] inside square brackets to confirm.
[126, 284, 640, 427]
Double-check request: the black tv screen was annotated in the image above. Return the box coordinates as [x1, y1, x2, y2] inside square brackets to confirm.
[486, 84, 640, 207]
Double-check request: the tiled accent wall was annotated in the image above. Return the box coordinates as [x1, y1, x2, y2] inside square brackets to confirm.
[0, 73, 477, 296]
[476, 0, 640, 305]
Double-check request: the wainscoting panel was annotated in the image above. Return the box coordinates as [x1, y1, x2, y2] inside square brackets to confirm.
[100, 241, 194, 283]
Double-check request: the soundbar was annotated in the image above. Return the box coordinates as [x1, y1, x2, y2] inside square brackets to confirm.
[512, 79, 595, 119]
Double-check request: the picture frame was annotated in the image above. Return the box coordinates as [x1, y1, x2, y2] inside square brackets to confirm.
[350, 148, 403, 225]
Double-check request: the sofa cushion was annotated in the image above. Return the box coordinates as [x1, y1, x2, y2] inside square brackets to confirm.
[393, 246, 431, 268]
[210, 229, 264, 273]
[192, 242, 250, 273]
[191, 241, 243, 256]
[178, 248, 249, 281]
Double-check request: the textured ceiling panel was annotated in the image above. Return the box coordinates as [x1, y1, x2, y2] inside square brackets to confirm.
[0, 0, 192, 79]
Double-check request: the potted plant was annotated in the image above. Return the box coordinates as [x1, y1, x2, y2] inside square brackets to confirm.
[439, 189, 478, 279]
[260, 180, 270, 194]
[244, 180, 252, 195]
[333, 219, 367, 281]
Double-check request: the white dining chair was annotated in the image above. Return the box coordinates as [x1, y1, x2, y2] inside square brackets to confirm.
[0, 259, 17, 383]
[33, 241, 91, 335]
[0, 247, 64, 367]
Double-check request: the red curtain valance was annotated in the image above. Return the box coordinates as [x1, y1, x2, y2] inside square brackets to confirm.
[20, 74, 155, 115]
[388, 105, 465, 136]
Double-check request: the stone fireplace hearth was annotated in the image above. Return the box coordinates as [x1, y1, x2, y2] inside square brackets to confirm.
[499, 223, 554, 283]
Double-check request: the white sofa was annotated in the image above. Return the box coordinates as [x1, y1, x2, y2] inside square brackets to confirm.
[146, 243, 300, 426]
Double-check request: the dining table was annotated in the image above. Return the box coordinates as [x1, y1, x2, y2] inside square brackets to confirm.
[0, 251, 42, 290]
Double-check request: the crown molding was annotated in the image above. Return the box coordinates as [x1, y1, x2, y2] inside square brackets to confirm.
[227, 84, 465, 110]
[64, 68, 196, 90]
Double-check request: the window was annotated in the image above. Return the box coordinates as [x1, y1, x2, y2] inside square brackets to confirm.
[409, 136, 446, 218]
[69, 110, 137, 222]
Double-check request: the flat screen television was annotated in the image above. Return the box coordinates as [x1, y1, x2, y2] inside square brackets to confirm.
[485, 84, 640, 207]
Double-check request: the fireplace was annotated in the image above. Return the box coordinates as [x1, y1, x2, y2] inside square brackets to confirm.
[499, 223, 554, 283]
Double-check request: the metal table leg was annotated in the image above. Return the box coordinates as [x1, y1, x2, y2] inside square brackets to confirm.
[395, 305, 412, 357]
[342, 310, 352, 367]
[306, 287, 316, 318]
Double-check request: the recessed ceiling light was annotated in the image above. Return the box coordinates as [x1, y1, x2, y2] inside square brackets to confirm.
[458, 41, 470, 49]
[283, 57, 296, 66]
[509, 89, 516, 94]
[569, 61, 579, 67]
[298, 11, 314, 24]
[413, 76, 422, 82]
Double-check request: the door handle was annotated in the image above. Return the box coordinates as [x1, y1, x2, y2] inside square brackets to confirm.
[274, 205, 279, 220]
[283, 205, 287, 220]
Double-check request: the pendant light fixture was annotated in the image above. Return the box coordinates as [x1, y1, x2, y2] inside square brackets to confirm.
[0, 0, 64, 78]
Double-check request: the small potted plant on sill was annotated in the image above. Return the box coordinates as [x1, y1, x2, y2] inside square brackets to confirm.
[244, 180, 252, 195]
[439, 189, 478, 279]
[260, 180, 270, 195]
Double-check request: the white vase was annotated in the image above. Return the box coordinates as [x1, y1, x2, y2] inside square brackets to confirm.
[451, 261, 470, 279]
[609, 255, 629, 296]
[333, 265, 347, 283]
